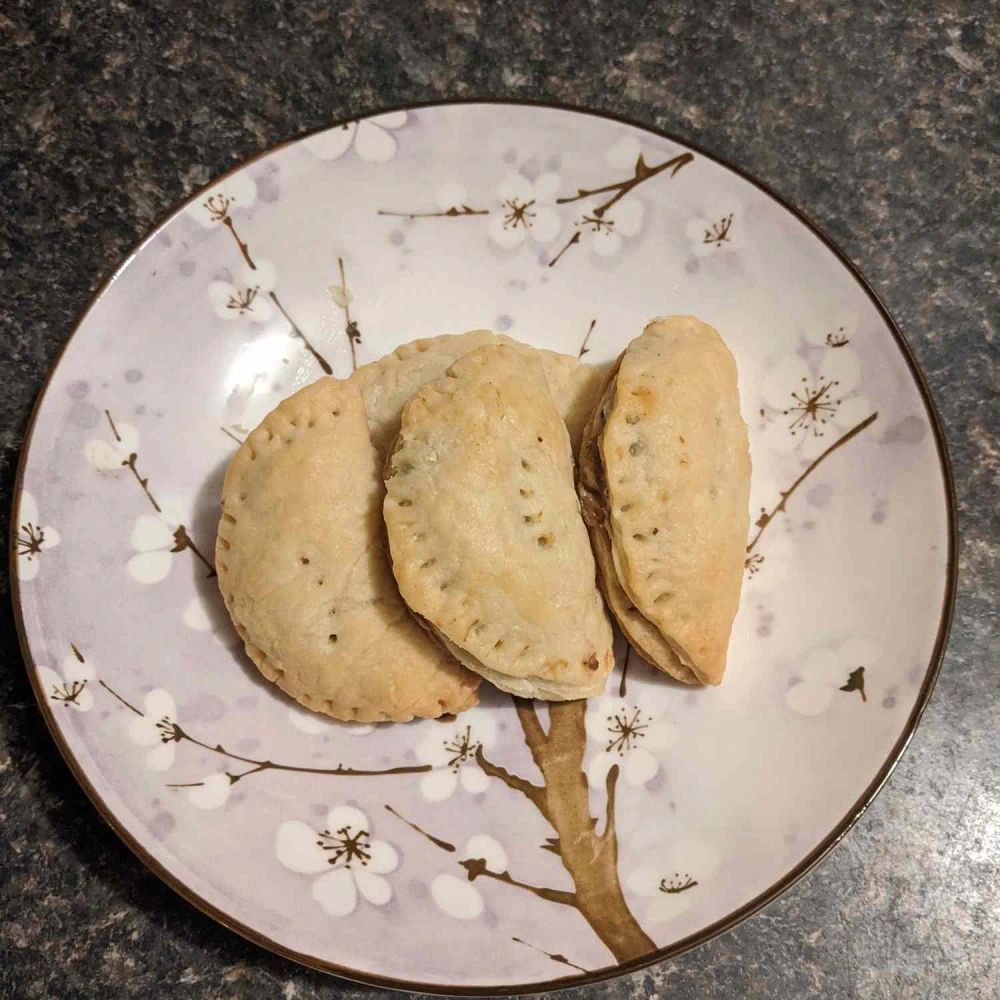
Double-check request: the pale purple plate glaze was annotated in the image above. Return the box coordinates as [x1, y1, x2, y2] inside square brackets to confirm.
[12, 102, 955, 994]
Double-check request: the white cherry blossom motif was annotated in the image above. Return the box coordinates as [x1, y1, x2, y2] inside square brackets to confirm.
[302, 112, 408, 163]
[208, 259, 278, 324]
[786, 637, 879, 717]
[186, 172, 258, 228]
[487, 173, 562, 250]
[415, 708, 498, 801]
[431, 835, 507, 920]
[685, 196, 745, 257]
[585, 696, 678, 789]
[276, 805, 399, 916]
[84, 420, 140, 471]
[287, 703, 375, 737]
[181, 593, 232, 645]
[760, 343, 872, 460]
[586, 198, 644, 258]
[627, 839, 721, 925]
[38, 649, 95, 712]
[186, 772, 232, 810]
[127, 494, 194, 585]
[128, 689, 182, 771]
[15, 491, 60, 582]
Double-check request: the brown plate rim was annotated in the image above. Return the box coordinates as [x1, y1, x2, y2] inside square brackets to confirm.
[9, 97, 959, 997]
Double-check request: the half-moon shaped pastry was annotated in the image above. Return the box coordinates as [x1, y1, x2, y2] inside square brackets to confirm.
[578, 316, 750, 685]
[384, 344, 615, 700]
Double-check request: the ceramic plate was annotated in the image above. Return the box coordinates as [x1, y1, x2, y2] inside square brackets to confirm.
[12, 102, 955, 994]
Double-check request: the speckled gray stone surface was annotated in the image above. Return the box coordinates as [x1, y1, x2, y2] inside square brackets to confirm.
[0, 2, 996, 998]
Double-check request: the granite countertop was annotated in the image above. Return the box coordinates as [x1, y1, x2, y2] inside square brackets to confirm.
[0, 3, 996, 998]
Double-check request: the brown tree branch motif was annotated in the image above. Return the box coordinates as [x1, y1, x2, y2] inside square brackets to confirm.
[101, 411, 216, 578]
[205, 191, 333, 374]
[745, 411, 878, 574]
[376, 205, 489, 219]
[204, 194, 256, 270]
[98, 679, 429, 786]
[549, 151, 694, 267]
[578, 318, 597, 359]
[511, 936, 589, 974]
[390, 697, 655, 964]
[331, 257, 361, 371]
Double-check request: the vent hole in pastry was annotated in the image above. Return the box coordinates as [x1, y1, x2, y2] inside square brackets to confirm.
[629, 441, 643, 456]
[307, 419, 315, 428]
[521, 459, 531, 470]
[625, 413, 640, 425]
[239, 492, 247, 501]
[317, 578, 324, 587]
[289, 419, 298, 428]
[633, 533, 646, 541]
[523, 513, 541, 524]
[328, 634, 338, 643]
[440, 580, 451, 591]
[330, 607, 337, 615]
[520, 488, 533, 498]
[620, 503, 632, 513]
[398, 499, 413, 507]
[652, 527, 659, 535]
[536, 436, 543, 443]
[537, 533, 554, 547]
[494, 639, 504, 649]
[300, 556, 310, 565]
[332, 409, 340, 417]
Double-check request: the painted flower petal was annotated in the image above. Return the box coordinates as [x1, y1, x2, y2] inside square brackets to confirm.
[460, 766, 489, 795]
[128, 715, 161, 747]
[817, 346, 862, 394]
[116, 423, 140, 454]
[312, 867, 358, 917]
[130, 515, 174, 553]
[128, 550, 173, 585]
[465, 834, 506, 872]
[587, 749, 616, 789]
[786, 681, 835, 717]
[369, 110, 407, 130]
[592, 230, 623, 257]
[39, 525, 60, 550]
[533, 171, 561, 202]
[325, 805, 369, 837]
[415, 724, 455, 766]
[354, 870, 392, 906]
[62, 652, 95, 685]
[762, 356, 811, 410]
[497, 173, 533, 203]
[84, 439, 125, 470]
[530, 206, 561, 244]
[585, 696, 626, 741]
[606, 134, 642, 170]
[18, 491, 39, 525]
[613, 198, 645, 237]
[73, 688, 95, 713]
[663, 839, 722, 879]
[431, 873, 483, 920]
[243, 259, 278, 292]
[145, 741, 176, 772]
[208, 282, 241, 320]
[17, 553, 39, 581]
[625, 863, 661, 897]
[189, 773, 231, 810]
[646, 890, 694, 924]
[276, 820, 330, 874]
[366, 838, 399, 875]
[302, 122, 357, 161]
[644, 716, 679, 753]
[287, 704, 333, 734]
[685, 217, 708, 242]
[835, 394, 873, 428]
[623, 747, 659, 786]
[420, 768, 459, 802]
[355, 121, 397, 163]
[157, 494, 192, 528]
[487, 212, 527, 249]
[464, 707, 499, 748]
[801, 647, 844, 686]
[38, 667, 66, 700]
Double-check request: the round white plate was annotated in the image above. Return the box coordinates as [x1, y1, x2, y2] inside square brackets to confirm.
[12, 101, 955, 994]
